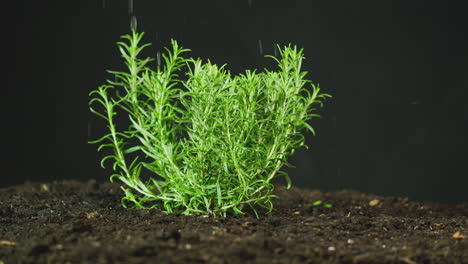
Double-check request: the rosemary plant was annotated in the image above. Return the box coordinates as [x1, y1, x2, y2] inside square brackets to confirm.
[89, 31, 331, 216]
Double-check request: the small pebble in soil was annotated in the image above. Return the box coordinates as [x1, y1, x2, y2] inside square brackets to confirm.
[347, 239, 355, 244]
[328, 246, 336, 251]
[85, 211, 99, 219]
[51, 244, 63, 250]
[91, 241, 101, 248]
[40, 184, 49, 192]
[452, 231, 465, 239]
[0, 240, 16, 246]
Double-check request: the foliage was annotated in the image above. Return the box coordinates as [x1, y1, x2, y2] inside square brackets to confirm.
[89, 31, 331, 216]
[311, 200, 333, 208]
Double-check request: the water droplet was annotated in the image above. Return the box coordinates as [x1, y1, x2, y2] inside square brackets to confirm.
[157, 51, 161, 68]
[248, 0, 252, 7]
[258, 40, 263, 55]
[130, 16, 137, 31]
[273, 43, 278, 57]
[128, 0, 134, 14]
[333, 115, 337, 128]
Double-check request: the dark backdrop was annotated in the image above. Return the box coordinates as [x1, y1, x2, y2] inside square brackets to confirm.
[3, 0, 467, 204]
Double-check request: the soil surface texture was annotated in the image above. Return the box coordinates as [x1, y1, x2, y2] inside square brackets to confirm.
[0, 180, 466, 264]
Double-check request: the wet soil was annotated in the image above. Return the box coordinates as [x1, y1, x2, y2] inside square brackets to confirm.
[0, 180, 466, 264]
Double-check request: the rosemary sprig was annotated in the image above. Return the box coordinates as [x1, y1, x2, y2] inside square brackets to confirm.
[89, 31, 331, 216]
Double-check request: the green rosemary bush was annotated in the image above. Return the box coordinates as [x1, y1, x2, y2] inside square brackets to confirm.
[89, 31, 331, 216]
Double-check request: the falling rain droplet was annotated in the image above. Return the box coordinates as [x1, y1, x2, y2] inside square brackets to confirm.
[102, 0, 106, 9]
[258, 40, 263, 55]
[337, 168, 341, 177]
[273, 43, 278, 57]
[128, 0, 134, 14]
[157, 51, 161, 68]
[130, 16, 137, 31]
[248, 0, 252, 8]
[333, 115, 337, 128]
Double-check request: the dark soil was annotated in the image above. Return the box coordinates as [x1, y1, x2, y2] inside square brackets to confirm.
[0, 180, 466, 264]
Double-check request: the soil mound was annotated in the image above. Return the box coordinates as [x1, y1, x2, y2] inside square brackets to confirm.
[1, 180, 466, 263]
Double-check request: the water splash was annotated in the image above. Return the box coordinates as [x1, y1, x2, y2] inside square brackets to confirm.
[130, 16, 137, 31]
[258, 40, 263, 55]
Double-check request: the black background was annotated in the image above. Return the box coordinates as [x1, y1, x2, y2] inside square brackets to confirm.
[4, 0, 467, 204]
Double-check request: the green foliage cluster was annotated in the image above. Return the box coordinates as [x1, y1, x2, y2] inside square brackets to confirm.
[89, 31, 330, 216]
